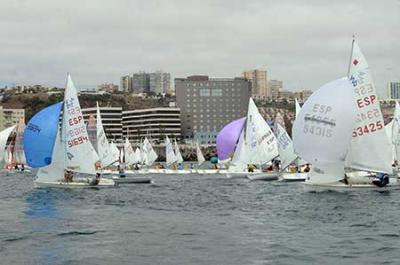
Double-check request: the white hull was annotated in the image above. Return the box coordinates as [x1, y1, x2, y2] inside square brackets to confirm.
[303, 181, 400, 192]
[226, 172, 248, 179]
[280, 172, 307, 182]
[34, 178, 116, 189]
[111, 176, 152, 184]
[247, 172, 279, 181]
[195, 169, 220, 174]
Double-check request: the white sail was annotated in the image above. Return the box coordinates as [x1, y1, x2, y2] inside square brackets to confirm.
[275, 123, 298, 170]
[62, 74, 99, 174]
[293, 77, 357, 165]
[385, 121, 396, 163]
[133, 147, 141, 164]
[123, 138, 135, 165]
[174, 139, 184, 163]
[229, 128, 248, 171]
[110, 141, 121, 164]
[295, 98, 301, 117]
[196, 141, 205, 166]
[344, 41, 393, 174]
[245, 98, 279, 165]
[392, 101, 400, 161]
[0, 125, 16, 167]
[36, 126, 64, 182]
[13, 119, 26, 164]
[306, 162, 345, 184]
[143, 137, 157, 166]
[96, 102, 117, 167]
[165, 136, 178, 166]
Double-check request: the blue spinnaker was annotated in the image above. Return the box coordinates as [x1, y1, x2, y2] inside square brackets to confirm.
[23, 102, 63, 168]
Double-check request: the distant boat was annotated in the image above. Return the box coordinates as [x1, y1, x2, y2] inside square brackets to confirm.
[226, 98, 280, 181]
[24, 74, 115, 188]
[3, 119, 28, 172]
[0, 125, 17, 170]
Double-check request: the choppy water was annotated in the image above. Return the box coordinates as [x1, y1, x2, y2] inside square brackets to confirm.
[1, 172, 400, 264]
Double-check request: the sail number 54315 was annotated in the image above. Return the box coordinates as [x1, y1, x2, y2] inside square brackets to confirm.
[352, 121, 383, 138]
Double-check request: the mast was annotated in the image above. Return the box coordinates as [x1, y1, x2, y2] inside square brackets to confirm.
[347, 35, 355, 77]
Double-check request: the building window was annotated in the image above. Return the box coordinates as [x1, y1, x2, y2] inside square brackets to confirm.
[200, 88, 210, 97]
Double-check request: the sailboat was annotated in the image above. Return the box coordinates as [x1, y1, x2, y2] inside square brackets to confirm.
[343, 40, 394, 185]
[294, 40, 398, 191]
[3, 119, 28, 172]
[226, 98, 280, 180]
[24, 74, 115, 188]
[0, 125, 18, 171]
[274, 123, 307, 182]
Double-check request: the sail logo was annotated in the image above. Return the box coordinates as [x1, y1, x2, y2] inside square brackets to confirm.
[67, 152, 74, 160]
[65, 97, 75, 109]
[27, 123, 41, 133]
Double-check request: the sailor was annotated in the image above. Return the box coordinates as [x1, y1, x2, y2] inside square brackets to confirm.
[178, 163, 183, 170]
[134, 163, 140, 171]
[247, 163, 256, 173]
[21, 164, 25, 172]
[119, 163, 126, 178]
[303, 164, 311, 173]
[89, 173, 101, 186]
[372, 173, 389, 187]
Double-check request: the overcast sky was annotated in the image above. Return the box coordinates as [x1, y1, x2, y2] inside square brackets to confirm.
[1, 0, 399, 96]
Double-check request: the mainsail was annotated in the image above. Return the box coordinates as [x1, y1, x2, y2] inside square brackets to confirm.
[96, 102, 117, 167]
[62, 74, 99, 174]
[143, 137, 157, 166]
[245, 98, 279, 165]
[344, 40, 393, 174]
[174, 139, 184, 163]
[196, 141, 205, 166]
[165, 136, 177, 166]
[124, 138, 135, 165]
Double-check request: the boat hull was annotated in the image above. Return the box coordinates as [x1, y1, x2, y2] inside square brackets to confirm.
[303, 181, 400, 192]
[280, 172, 307, 182]
[247, 172, 279, 181]
[112, 176, 152, 184]
[34, 178, 116, 189]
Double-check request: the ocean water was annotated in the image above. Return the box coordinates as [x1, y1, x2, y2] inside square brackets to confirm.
[1, 172, 400, 265]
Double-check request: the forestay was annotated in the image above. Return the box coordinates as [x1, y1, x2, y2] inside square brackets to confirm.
[62, 75, 99, 174]
[292, 77, 357, 165]
[345, 41, 393, 174]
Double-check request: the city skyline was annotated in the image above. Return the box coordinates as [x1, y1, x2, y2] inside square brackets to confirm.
[0, 0, 399, 97]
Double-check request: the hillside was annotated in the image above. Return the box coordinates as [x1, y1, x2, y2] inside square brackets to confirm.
[1, 92, 171, 121]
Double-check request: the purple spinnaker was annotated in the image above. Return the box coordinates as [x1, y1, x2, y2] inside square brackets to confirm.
[216, 117, 246, 161]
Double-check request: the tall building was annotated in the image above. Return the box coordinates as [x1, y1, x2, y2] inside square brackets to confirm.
[98, 82, 118, 93]
[81, 106, 123, 141]
[243, 69, 268, 99]
[388, 81, 400, 99]
[175, 75, 251, 144]
[268, 80, 283, 100]
[130, 71, 171, 94]
[149, 71, 171, 94]
[120, 75, 132, 92]
[122, 107, 181, 143]
[0, 107, 25, 130]
[132, 72, 149, 93]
